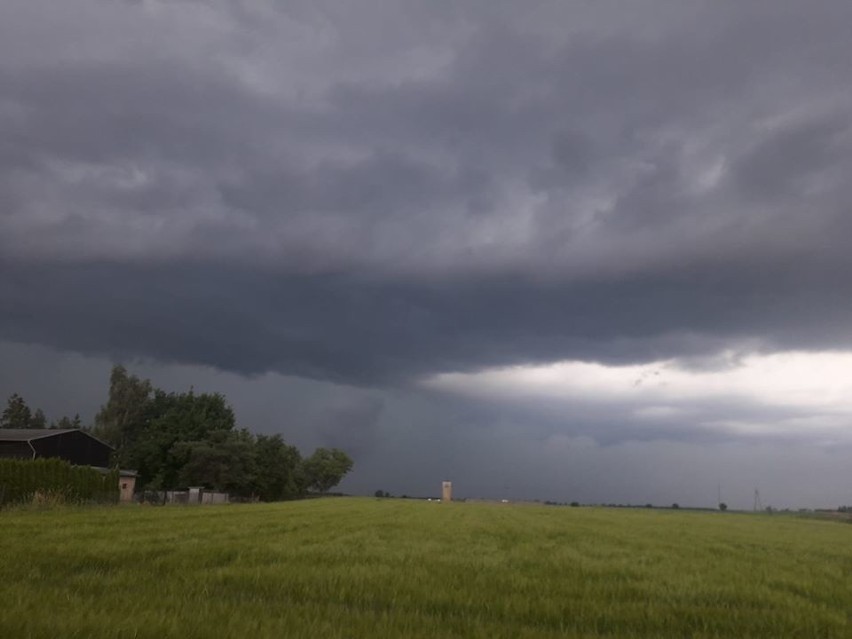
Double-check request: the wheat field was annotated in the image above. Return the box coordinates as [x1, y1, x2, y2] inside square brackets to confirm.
[1, 498, 849, 638]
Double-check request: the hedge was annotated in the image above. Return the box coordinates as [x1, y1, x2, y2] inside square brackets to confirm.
[0, 458, 118, 508]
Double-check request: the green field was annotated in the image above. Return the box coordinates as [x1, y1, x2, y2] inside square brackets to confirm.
[1, 499, 849, 638]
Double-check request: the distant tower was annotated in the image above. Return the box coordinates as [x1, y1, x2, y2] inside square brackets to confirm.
[753, 488, 763, 512]
[442, 481, 453, 502]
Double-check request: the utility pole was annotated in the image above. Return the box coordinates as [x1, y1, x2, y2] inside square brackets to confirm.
[753, 488, 763, 512]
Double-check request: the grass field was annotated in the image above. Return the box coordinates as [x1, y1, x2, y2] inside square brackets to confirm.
[1, 498, 850, 638]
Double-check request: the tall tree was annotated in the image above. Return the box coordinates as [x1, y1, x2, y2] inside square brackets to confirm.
[1, 393, 33, 429]
[129, 388, 236, 489]
[302, 448, 354, 494]
[93, 365, 153, 464]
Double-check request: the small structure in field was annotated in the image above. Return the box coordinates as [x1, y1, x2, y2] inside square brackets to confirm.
[118, 470, 138, 503]
[442, 480, 453, 502]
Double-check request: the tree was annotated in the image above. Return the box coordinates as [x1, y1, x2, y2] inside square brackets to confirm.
[719, 502, 728, 511]
[128, 388, 236, 490]
[51, 414, 82, 430]
[92, 365, 153, 463]
[174, 429, 257, 496]
[85, 364, 355, 499]
[253, 434, 304, 501]
[30, 408, 47, 429]
[302, 448, 353, 493]
[1, 394, 33, 429]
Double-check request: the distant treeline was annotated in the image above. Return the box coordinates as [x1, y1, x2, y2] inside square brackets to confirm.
[1, 366, 353, 501]
[0, 392, 81, 430]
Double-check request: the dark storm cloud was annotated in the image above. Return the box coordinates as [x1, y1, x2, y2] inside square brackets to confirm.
[4, 258, 852, 386]
[2, 0, 852, 383]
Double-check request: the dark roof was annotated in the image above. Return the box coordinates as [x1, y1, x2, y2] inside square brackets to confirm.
[0, 428, 114, 449]
[92, 466, 137, 476]
[0, 428, 78, 441]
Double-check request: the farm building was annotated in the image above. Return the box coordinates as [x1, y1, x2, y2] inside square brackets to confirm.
[0, 429, 139, 502]
[0, 428, 113, 467]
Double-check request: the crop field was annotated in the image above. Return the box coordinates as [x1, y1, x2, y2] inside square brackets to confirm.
[1, 498, 849, 638]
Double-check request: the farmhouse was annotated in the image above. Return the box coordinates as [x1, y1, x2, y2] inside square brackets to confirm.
[0, 428, 113, 466]
[0, 428, 138, 501]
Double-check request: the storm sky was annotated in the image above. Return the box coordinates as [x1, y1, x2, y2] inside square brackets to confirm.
[2, 1, 852, 509]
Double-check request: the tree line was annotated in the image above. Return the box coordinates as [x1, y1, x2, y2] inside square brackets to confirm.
[1, 366, 353, 501]
[1, 393, 81, 430]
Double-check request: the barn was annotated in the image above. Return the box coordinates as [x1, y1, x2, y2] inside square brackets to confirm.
[0, 428, 114, 468]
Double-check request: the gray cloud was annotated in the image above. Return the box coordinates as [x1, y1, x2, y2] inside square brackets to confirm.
[3, 1, 852, 279]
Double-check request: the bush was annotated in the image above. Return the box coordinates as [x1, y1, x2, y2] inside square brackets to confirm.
[0, 458, 118, 508]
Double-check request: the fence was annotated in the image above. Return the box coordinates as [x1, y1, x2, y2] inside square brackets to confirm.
[137, 489, 229, 505]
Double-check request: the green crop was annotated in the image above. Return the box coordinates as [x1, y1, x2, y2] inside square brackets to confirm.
[0, 498, 849, 637]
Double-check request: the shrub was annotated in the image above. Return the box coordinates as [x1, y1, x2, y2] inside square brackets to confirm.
[0, 458, 118, 508]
